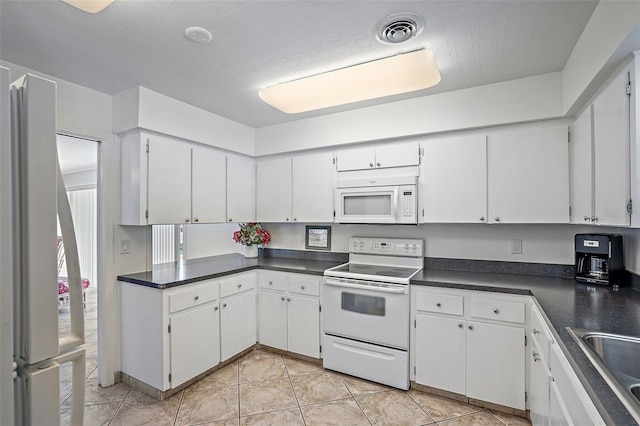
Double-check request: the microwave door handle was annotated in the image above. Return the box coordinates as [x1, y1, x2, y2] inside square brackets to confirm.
[324, 279, 406, 294]
[392, 187, 399, 220]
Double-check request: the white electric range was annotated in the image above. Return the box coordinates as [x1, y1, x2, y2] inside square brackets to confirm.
[322, 237, 423, 390]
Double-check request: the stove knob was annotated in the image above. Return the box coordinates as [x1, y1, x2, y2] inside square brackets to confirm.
[405, 244, 410, 250]
[412, 244, 418, 251]
[359, 242, 364, 248]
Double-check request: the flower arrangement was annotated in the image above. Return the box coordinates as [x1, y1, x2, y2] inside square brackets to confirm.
[232, 222, 271, 247]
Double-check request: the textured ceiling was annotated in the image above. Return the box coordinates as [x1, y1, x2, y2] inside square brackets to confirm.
[0, 0, 598, 128]
[57, 134, 98, 174]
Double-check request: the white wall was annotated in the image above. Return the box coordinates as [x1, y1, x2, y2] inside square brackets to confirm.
[255, 72, 563, 156]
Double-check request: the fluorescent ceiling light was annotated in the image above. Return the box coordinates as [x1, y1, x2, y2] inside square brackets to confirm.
[61, 0, 115, 13]
[259, 49, 441, 114]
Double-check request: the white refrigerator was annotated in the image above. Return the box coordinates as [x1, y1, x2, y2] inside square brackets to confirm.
[1, 71, 86, 425]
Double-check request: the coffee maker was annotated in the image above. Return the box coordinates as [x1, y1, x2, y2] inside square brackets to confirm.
[575, 234, 624, 286]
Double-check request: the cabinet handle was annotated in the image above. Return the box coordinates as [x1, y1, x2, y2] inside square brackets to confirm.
[494, 217, 500, 222]
[228, 218, 233, 222]
[458, 323, 463, 328]
[287, 298, 291, 302]
[532, 351, 540, 362]
[238, 284, 242, 289]
[194, 218, 199, 223]
[468, 325, 474, 330]
[369, 162, 374, 167]
[436, 302, 441, 307]
[286, 217, 290, 221]
[533, 328, 540, 335]
[480, 216, 485, 222]
[281, 296, 285, 301]
[268, 281, 273, 285]
[293, 217, 297, 222]
[185, 218, 190, 223]
[222, 303, 227, 308]
[584, 216, 590, 222]
[376, 162, 381, 167]
[194, 295, 199, 301]
[593, 216, 598, 223]
[493, 308, 500, 314]
[214, 306, 219, 311]
[301, 285, 305, 290]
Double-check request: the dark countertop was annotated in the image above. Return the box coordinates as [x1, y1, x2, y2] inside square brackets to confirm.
[411, 269, 640, 426]
[118, 255, 640, 424]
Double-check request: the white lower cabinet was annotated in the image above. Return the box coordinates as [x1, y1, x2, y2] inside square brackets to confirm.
[257, 272, 321, 358]
[219, 273, 257, 361]
[529, 336, 551, 426]
[413, 288, 526, 410]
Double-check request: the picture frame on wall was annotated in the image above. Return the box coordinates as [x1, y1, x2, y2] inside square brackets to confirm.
[305, 226, 331, 251]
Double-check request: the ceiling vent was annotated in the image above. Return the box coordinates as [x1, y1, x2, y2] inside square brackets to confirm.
[374, 13, 424, 45]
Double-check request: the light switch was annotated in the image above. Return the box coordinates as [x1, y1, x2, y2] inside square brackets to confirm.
[120, 239, 131, 254]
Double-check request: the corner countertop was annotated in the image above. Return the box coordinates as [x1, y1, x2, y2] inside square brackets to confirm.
[118, 254, 640, 424]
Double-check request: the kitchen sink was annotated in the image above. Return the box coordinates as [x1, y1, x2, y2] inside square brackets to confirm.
[568, 328, 640, 421]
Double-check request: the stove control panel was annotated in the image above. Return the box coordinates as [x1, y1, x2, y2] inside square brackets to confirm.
[349, 237, 423, 257]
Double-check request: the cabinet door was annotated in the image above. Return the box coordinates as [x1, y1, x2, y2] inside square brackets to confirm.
[292, 152, 334, 222]
[570, 106, 594, 225]
[220, 290, 256, 361]
[415, 314, 465, 395]
[375, 141, 420, 168]
[529, 339, 551, 426]
[192, 147, 226, 223]
[336, 146, 376, 171]
[549, 380, 573, 426]
[258, 291, 287, 351]
[466, 321, 525, 410]
[420, 135, 487, 223]
[169, 303, 220, 388]
[488, 125, 569, 224]
[256, 158, 292, 222]
[593, 68, 631, 227]
[287, 295, 320, 358]
[147, 136, 192, 224]
[227, 155, 255, 223]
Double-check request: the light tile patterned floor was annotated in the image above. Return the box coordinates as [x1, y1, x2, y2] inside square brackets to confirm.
[59, 289, 532, 426]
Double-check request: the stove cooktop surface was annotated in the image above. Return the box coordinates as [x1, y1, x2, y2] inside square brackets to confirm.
[325, 262, 420, 281]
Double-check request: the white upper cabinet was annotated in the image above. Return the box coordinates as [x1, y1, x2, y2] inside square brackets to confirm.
[488, 125, 570, 224]
[570, 106, 594, 225]
[147, 135, 192, 225]
[192, 146, 226, 224]
[336, 141, 419, 171]
[419, 134, 487, 223]
[226, 154, 256, 223]
[292, 152, 334, 223]
[257, 152, 335, 223]
[593, 64, 632, 227]
[256, 158, 293, 222]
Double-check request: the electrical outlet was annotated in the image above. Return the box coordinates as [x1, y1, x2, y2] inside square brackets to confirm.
[120, 239, 131, 254]
[511, 239, 523, 255]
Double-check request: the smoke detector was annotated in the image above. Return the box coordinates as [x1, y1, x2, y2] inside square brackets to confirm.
[374, 13, 424, 45]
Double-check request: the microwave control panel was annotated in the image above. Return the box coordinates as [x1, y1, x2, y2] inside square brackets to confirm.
[400, 186, 415, 218]
[349, 237, 423, 257]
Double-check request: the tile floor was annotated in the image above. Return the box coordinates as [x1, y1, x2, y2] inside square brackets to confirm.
[58, 288, 532, 426]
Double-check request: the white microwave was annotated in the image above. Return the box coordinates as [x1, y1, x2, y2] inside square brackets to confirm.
[334, 176, 417, 224]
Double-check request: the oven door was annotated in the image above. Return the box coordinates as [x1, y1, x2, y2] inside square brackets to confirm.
[322, 277, 410, 349]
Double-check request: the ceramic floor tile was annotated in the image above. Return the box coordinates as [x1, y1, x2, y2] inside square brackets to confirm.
[109, 389, 183, 426]
[239, 351, 288, 383]
[239, 378, 297, 416]
[437, 411, 505, 426]
[239, 407, 305, 425]
[341, 374, 390, 396]
[189, 361, 239, 391]
[408, 390, 483, 421]
[61, 377, 130, 408]
[301, 398, 370, 426]
[283, 357, 325, 376]
[60, 402, 121, 426]
[356, 390, 434, 426]
[197, 419, 239, 426]
[176, 385, 239, 425]
[487, 409, 532, 426]
[290, 372, 351, 406]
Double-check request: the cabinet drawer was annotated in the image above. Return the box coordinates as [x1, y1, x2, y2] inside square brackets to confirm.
[416, 292, 463, 316]
[258, 273, 287, 292]
[168, 282, 218, 314]
[469, 298, 525, 324]
[531, 305, 554, 361]
[220, 275, 255, 298]
[288, 277, 320, 296]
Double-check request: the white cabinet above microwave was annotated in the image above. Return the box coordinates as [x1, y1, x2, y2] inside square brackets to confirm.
[336, 141, 420, 171]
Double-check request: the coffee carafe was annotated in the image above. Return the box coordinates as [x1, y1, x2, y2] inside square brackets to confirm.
[575, 234, 624, 286]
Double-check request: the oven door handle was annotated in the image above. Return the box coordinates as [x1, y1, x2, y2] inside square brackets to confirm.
[324, 279, 407, 294]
